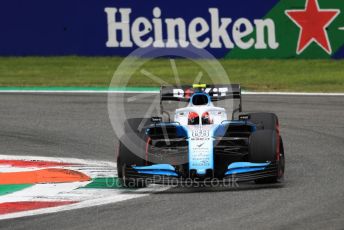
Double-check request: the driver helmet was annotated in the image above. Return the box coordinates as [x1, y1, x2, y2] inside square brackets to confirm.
[188, 112, 199, 125]
[188, 112, 213, 125]
[201, 112, 212, 125]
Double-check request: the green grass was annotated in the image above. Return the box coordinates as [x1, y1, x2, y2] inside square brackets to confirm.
[0, 56, 343, 92]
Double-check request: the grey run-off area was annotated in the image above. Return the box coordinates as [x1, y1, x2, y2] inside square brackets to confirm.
[0, 93, 343, 230]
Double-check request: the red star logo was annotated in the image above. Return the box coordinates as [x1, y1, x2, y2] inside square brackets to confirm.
[285, 0, 340, 55]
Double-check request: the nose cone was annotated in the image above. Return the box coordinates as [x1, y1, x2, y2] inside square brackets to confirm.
[189, 169, 213, 178]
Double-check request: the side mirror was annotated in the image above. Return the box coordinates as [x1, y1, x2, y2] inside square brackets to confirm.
[239, 114, 250, 120]
[151, 117, 162, 123]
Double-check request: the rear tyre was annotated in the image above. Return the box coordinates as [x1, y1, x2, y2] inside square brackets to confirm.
[248, 113, 279, 130]
[249, 130, 284, 184]
[124, 118, 152, 134]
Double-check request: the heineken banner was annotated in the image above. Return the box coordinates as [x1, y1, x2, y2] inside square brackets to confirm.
[1, 0, 344, 58]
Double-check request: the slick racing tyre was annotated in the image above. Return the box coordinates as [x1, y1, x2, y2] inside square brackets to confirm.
[249, 130, 285, 184]
[124, 118, 152, 134]
[248, 113, 279, 131]
[117, 132, 147, 188]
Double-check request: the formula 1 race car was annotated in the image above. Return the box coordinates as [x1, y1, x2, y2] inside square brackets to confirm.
[116, 84, 285, 187]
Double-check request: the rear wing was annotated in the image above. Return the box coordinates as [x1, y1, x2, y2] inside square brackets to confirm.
[160, 84, 241, 102]
[160, 84, 242, 118]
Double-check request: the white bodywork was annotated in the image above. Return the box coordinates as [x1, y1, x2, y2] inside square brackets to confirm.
[173, 99, 228, 175]
[174, 101, 227, 126]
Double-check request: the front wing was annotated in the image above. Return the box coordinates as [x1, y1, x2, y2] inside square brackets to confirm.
[123, 162, 279, 185]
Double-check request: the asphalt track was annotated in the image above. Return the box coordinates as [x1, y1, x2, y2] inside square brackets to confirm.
[0, 93, 343, 230]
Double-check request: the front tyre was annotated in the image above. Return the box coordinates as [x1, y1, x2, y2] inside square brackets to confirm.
[116, 133, 147, 188]
[249, 130, 285, 184]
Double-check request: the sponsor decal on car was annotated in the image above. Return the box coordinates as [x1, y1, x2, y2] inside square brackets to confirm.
[188, 127, 214, 173]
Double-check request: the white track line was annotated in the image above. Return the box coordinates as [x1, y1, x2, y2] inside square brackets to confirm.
[0, 154, 116, 166]
[242, 91, 344, 96]
[0, 90, 343, 96]
[0, 90, 158, 94]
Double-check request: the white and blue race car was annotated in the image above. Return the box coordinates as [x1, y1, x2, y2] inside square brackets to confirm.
[117, 84, 285, 187]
